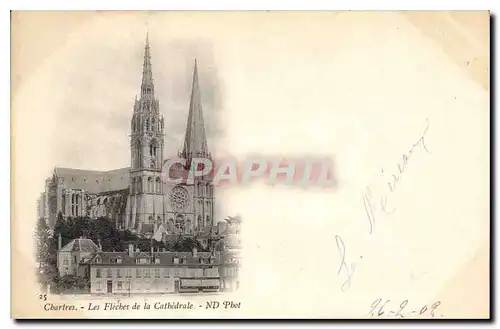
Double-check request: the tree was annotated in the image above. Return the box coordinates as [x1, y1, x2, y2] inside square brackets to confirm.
[173, 236, 202, 252]
[37, 263, 59, 292]
[91, 217, 122, 251]
[34, 217, 51, 268]
[53, 275, 90, 294]
[225, 215, 242, 225]
[52, 211, 70, 246]
[119, 229, 138, 242]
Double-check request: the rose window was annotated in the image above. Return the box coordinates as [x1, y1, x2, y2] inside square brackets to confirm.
[169, 186, 189, 211]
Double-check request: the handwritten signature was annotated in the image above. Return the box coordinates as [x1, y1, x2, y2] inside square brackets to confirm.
[335, 118, 431, 292]
[335, 235, 356, 292]
[369, 298, 442, 318]
[363, 118, 430, 234]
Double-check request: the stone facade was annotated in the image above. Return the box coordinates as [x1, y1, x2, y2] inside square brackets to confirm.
[38, 35, 215, 237]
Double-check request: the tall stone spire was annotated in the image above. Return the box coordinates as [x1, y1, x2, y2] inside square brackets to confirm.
[140, 32, 155, 100]
[182, 59, 209, 159]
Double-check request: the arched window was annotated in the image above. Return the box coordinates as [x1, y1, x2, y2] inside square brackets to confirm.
[185, 220, 191, 234]
[197, 215, 203, 229]
[206, 215, 210, 227]
[137, 177, 142, 193]
[135, 139, 142, 169]
[148, 216, 153, 224]
[149, 140, 157, 157]
[146, 118, 150, 131]
[148, 177, 153, 192]
[71, 194, 75, 203]
[152, 118, 156, 131]
[155, 177, 161, 193]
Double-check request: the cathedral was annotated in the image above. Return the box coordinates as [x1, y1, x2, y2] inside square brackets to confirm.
[37, 35, 215, 238]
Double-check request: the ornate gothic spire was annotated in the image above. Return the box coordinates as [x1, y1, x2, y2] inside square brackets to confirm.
[182, 59, 209, 158]
[140, 32, 155, 101]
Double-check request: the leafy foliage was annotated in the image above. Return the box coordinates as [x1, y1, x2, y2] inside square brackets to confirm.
[37, 263, 59, 291]
[34, 216, 55, 291]
[51, 216, 123, 252]
[224, 215, 242, 225]
[52, 275, 90, 294]
[173, 236, 204, 252]
[34, 217, 51, 266]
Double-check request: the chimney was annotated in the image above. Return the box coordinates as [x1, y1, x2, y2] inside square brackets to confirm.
[97, 239, 102, 251]
[128, 244, 134, 257]
[192, 246, 198, 257]
[58, 233, 62, 250]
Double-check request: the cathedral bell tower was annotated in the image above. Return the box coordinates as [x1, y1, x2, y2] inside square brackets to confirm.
[178, 59, 215, 232]
[128, 33, 165, 231]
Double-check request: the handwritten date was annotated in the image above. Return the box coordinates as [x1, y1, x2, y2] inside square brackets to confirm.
[369, 298, 442, 318]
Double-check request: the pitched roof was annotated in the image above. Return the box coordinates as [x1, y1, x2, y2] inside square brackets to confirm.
[54, 167, 130, 194]
[52, 158, 213, 195]
[60, 238, 99, 252]
[89, 251, 220, 266]
[152, 224, 170, 241]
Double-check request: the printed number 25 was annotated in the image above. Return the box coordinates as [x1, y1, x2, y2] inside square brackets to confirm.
[38, 294, 47, 301]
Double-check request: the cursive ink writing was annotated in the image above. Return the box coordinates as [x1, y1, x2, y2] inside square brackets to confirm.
[335, 118, 431, 292]
[369, 298, 391, 317]
[335, 235, 356, 292]
[380, 191, 396, 215]
[363, 118, 431, 234]
[387, 118, 430, 193]
[362, 187, 376, 234]
[369, 298, 442, 318]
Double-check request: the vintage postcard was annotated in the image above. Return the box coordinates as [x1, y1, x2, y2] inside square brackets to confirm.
[11, 11, 490, 319]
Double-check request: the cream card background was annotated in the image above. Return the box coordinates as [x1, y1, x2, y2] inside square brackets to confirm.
[11, 11, 489, 318]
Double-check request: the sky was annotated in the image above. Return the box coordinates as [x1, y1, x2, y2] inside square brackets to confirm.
[46, 24, 224, 171]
